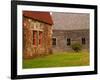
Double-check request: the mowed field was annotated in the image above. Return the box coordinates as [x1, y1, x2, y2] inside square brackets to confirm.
[23, 51, 89, 69]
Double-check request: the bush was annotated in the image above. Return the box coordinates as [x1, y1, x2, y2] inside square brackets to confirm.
[71, 43, 82, 52]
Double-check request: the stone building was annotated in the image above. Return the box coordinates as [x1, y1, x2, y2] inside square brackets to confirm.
[23, 11, 53, 59]
[51, 12, 90, 52]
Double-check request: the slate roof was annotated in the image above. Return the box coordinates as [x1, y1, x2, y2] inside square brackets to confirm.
[52, 12, 89, 30]
[23, 11, 53, 25]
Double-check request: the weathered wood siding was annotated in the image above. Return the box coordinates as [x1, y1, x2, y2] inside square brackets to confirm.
[52, 29, 89, 52]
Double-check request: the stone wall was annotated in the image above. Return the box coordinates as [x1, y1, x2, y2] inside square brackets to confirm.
[52, 29, 89, 52]
[23, 17, 52, 59]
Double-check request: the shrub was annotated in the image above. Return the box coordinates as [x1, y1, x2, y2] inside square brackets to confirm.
[71, 43, 82, 52]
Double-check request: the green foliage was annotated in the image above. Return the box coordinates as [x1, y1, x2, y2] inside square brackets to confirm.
[71, 43, 82, 52]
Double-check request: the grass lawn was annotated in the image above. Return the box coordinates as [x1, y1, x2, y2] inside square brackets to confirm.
[23, 51, 89, 69]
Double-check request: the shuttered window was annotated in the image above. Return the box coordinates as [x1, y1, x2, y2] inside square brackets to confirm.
[33, 31, 43, 46]
[39, 31, 43, 46]
[33, 31, 37, 46]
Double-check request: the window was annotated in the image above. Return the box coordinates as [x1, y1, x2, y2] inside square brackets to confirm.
[33, 31, 37, 46]
[82, 38, 86, 45]
[33, 30, 43, 47]
[67, 38, 71, 46]
[52, 38, 56, 46]
[39, 31, 43, 46]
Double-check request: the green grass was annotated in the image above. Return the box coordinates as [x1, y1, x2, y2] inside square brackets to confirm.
[23, 51, 89, 69]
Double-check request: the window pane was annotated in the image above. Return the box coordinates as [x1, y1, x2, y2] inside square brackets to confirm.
[52, 38, 56, 46]
[67, 38, 71, 46]
[33, 31, 37, 46]
[39, 31, 42, 46]
[82, 38, 86, 44]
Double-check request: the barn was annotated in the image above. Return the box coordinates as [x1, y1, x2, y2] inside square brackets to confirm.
[23, 11, 53, 59]
[51, 12, 90, 52]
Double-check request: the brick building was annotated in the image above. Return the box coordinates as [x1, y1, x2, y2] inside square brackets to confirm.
[23, 11, 53, 59]
[51, 12, 90, 52]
